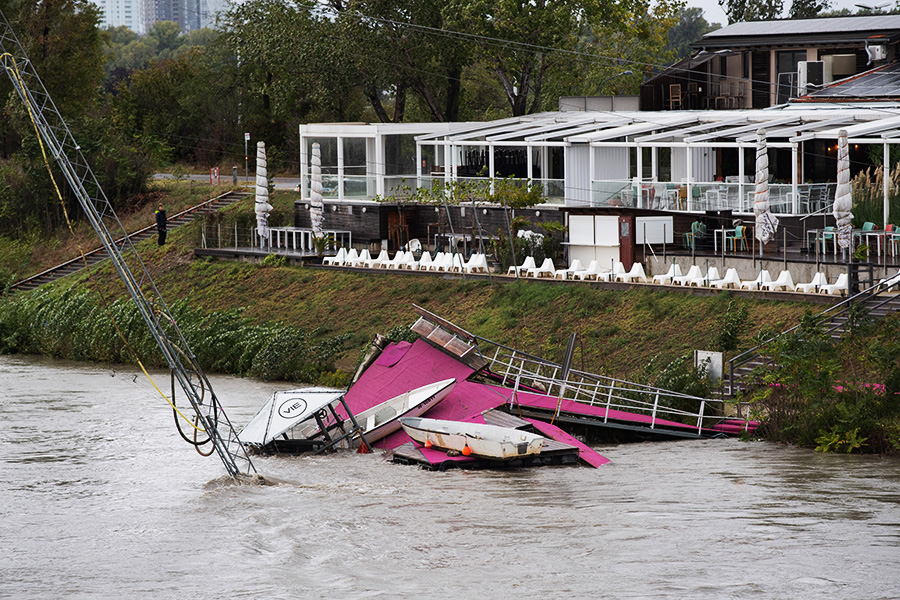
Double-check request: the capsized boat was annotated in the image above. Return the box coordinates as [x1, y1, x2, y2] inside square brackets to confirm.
[239, 387, 345, 447]
[399, 417, 545, 459]
[351, 378, 456, 443]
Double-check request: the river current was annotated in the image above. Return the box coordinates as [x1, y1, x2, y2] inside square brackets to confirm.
[1, 354, 899, 599]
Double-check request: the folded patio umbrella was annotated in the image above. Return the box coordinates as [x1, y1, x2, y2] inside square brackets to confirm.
[255, 141, 273, 241]
[310, 142, 325, 237]
[833, 129, 853, 250]
[753, 128, 778, 247]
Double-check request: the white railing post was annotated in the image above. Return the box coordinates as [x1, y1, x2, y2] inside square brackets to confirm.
[696, 400, 706, 434]
[650, 392, 660, 428]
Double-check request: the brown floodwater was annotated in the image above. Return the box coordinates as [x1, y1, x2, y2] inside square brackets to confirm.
[2, 354, 899, 599]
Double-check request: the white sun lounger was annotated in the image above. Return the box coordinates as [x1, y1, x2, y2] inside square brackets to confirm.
[761, 270, 796, 292]
[819, 272, 848, 295]
[672, 265, 702, 286]
[573, 260, 603, 281]
[463, 253, 489, 274]
[740, 270, 772, 290]
[322, 247, 347, 266]
[526, 258, 556, 278]
[365, 249, 390, 268]
[508, 256, 536, 276]
[709, 268, 741, 289]
[555, 259, 583, 280]
[616, 262, 649, 283]
[796, 272, 827, 293]
[651, 263, 682, 285]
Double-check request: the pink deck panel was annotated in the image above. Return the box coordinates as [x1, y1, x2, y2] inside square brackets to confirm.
[525, 418, 610, 468]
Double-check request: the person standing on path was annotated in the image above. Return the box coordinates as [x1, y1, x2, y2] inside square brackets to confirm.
[155, 204, 167, 246]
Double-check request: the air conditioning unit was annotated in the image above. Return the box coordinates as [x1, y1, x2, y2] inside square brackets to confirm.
[798, 61, 824, 96]
[867, 43, 888, 63]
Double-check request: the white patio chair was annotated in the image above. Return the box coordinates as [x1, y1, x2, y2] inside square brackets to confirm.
[651, 263, 682, 285]
[508, 256, 536, 276]
[616, 262, 649, 283]
[346, 248, 371, 267]
[555, 259, 583, 280]
[672, 265, 702, 286]
[796, 272, 827, 293]
[526, 258, 556, 278]
[416, 251, 433, 270]
[709, 268, 741, 289]
[322, 247, 346, 266]
[383, 251, 405, 269]
[878, 270, 900, 290]
[463, 253, 489, 274]
[686, 266, 719, 287]
[398, 251, 418, 270]
[426, 252, 445, 271]
[573, 260, 602, 281]
[598, 261, 626, 282]
[448, 253, 466, 272]
[819, 273, 848, 295]
[761, 270, 796, 292]
[365, 249, 389, 268]
[740, 269, 772, 290]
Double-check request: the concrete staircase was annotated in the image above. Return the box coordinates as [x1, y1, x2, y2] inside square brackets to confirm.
[7, 190, 249, 293]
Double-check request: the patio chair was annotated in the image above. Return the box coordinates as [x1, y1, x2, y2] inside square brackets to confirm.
[616, 262, 649, 283]
[686, 266, 719, 287]
[682, 221, 705, 250]
[709, 268, 741, 289]
[816, 226, 836, 255]
[448, 253, 466, 272]
[651, 263, 682, 285]
[388, 251, 414, 269]
[508, 256, 536, 276]
[463, 253, 489, 274]
[878, 270, 900, 290]
[819, 273, 849, 296]
[598, 261, 626, 282]
[555, 259, 584, 280]
[322, 247, 347, 266]
[429, 252, 449, 271]
[672, 265, 702, 286]
[526, 258, 556, 278]
[724, 225, 748, 252]
[573, 260, 603, 281]
[346, 248, 371, 267]
[761, 270, 795, 292]
[740, 270, 772, 290]
[365, 249, 389, 268]
[416, 251, 433, 270]
[796, 272, 828, 293]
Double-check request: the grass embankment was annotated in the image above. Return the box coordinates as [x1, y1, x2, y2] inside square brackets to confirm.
[4, 184, 900, 453]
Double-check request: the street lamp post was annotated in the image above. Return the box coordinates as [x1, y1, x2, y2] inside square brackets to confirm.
[599, 70, 633, 95]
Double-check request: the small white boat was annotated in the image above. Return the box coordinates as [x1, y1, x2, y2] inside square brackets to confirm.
[351, 378, 456, 443]
[399, 417, 545, 460]
[239, 387, 345, 447]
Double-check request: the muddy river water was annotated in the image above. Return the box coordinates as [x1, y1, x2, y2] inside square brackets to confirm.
[2, 354, 899, 599]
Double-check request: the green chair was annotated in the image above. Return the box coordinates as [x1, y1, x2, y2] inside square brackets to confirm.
[683, 221, 705, 249]
[817, 226, 835, 254]
[724, 225, 748, 252]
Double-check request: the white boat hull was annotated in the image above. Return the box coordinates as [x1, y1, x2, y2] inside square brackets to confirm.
[352, 378, 456, 443]
[399, 417, 545, 460]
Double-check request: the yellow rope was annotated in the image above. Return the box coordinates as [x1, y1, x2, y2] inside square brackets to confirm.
[2, 53, 206, 433]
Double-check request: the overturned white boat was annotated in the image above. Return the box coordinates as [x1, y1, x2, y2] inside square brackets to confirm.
[399, 417, 545, 460]
[351, 378, 456, 443]
[239, 388, 345, 447]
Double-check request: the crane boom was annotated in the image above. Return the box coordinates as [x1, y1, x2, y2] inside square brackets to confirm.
[0, 11, 257, 480]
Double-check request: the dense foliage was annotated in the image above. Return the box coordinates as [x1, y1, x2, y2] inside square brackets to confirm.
[0, 286, 353, 385]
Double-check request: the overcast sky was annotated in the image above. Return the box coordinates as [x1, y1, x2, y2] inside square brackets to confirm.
[694, 0, 887, 27]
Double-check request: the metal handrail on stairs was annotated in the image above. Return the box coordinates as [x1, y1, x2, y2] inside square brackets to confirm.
[727, 272, 900, 394]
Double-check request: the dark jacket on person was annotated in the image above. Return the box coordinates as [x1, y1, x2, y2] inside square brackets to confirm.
[155, 209, 167, 231]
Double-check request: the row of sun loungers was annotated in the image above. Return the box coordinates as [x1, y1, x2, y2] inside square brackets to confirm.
[326, 248, 862, 296]
[323, 248, 489, 274]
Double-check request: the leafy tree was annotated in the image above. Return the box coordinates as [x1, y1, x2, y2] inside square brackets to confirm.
[789, 0, 831, 18]
[665, 7, 721, 62]
[718, 0, 784, 22]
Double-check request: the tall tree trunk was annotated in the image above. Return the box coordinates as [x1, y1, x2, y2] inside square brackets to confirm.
[367, 86, 391, 123]
[393, 81, 407, 123]
[444, 66, 461, 122]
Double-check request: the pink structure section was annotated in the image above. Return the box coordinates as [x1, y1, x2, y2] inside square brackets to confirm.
[525, 418, 610, 468]
[343, 340, 611, 466]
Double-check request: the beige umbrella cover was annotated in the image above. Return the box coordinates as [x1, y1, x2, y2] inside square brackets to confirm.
[833, 130, 853, 249]
[255, 141, 273, 241]
[753, 128, 778, 245]
[310, 143, 325, 236]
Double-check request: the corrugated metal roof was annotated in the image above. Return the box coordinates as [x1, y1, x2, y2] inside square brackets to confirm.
[704, 15, 900, 38]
